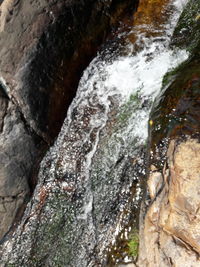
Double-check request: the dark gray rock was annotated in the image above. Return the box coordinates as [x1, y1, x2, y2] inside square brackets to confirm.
[0, 99, 38, 240]
[0, 0, 137, 258]
[0, 0, 136, 140]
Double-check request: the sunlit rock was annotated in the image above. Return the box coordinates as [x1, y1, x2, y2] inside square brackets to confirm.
[139, 139, 200, 266]
[147, 169, 163, 200]
[139, 1, 200, 265]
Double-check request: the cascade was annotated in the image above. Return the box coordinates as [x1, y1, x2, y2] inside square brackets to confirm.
[0, 0, 190, 266]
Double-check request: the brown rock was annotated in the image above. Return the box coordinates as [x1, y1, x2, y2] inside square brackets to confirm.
[164, 140, 200, 254]
[138, 139, 200, 266]
[147, 168, 163, 200]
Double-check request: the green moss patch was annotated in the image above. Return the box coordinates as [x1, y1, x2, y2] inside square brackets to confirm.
[172, 0, 200, 52]
[128, 229, 139, 258]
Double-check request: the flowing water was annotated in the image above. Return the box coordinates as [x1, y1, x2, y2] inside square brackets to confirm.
[47, 0, 188, 265]
[39, 0, 188, 265]
[1, 0, 190, 266]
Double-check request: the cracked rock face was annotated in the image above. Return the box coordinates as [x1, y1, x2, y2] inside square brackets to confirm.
[139, 139, 200, 266]
[0, 99, 38, 240]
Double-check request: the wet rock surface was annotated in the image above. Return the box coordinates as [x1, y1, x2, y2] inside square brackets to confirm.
[0, 54, 144, 266]
[0, 0, 188, 263]
[0, 0, 137, 247]
[139, 138, 200, 266]
[1, 0, 199, 265]
[139, 0, 200, 265]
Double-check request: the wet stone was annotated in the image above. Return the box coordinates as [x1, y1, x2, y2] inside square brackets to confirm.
[0, 0, 137, 250]
[139, 0, 200, 265]
[0, 0, 193, 266]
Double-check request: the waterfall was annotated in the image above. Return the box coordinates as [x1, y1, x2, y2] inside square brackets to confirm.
[1, 0, 190, 266]
[43, 0, 188, 264]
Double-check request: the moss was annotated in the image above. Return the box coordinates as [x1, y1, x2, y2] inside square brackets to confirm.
[128, 229, 139, 258]
[172, 0, 200, 52]
[117, 91, 141, 125]
[153, 57, 200, 137]
[162, 58, 190, 88]
[25, 192, 75, 266]
[153, 0, 200, 147]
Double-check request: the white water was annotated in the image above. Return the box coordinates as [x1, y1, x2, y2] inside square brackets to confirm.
[50, 0, 189, 234]
[56, 0, 189, 155]
[0, 0, 191, 265]
[31, 0, 190, 263]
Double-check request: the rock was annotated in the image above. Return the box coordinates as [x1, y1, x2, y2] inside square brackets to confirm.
[147, 169, 163, 200]
[0, 58, 144, 265]
[0, 0, 137, 140]
[165, 140, 200, 254]
[139, 1, 200, 265]
[0, 96, 40, 241]
[0, 0, 137, 245]
[0, 0, 143, 261]
[139, 139, 200, 266]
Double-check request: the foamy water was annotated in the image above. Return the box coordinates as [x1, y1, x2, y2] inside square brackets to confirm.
[58, 0, 189, 153]
[51, 0, 189, 230]
[0, 0, 190, 265]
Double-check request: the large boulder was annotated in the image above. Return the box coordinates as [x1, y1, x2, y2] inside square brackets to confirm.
[139, 139, 200, 266]
[0, 0, 137, 245]
[0, 0, 136, 140]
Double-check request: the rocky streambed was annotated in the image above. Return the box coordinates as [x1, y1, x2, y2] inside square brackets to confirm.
[0, 0, 200, 266]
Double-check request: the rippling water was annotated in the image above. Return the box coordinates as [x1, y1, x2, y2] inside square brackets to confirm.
[51, 0, 189, 264]
[1, 0, 190, 266]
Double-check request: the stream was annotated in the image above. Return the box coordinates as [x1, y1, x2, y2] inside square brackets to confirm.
[55, 0, 188, 265]
[1, 0, 189, 266]
[42, 0, 188, 265]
